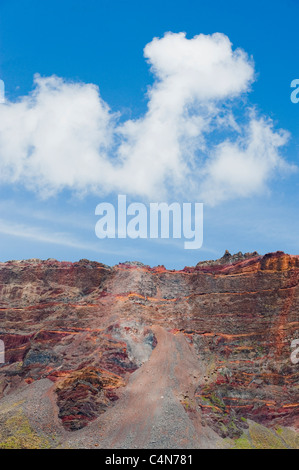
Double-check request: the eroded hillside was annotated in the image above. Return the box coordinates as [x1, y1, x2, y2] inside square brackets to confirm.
[0, 251, 298, 448]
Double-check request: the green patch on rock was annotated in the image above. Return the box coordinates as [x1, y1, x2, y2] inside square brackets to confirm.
[274, 426, 299, 449]
[0, 411, 51, 449]
[249, 421, 287, 449]
[232, 434, 253, 449]
[228, 420, 299, 449]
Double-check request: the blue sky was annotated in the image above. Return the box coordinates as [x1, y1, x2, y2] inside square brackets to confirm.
[0, 0, 298, 268]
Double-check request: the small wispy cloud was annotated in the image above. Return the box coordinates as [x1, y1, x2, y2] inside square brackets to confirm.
[0, 218, 120, 255]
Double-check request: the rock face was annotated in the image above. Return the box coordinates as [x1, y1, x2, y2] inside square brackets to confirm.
[0, 251, 298, 448]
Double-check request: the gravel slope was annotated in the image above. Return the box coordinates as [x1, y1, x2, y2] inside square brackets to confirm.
[63, 326, 224, 449]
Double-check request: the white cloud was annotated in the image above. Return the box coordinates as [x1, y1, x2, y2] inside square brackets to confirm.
[0, 217, 121, 254]
[0, 32, 294, 203]
[0, 75, 117, 196]
[200, 116, 293, 204]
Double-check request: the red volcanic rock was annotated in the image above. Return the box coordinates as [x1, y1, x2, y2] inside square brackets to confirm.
[0, 251, 298, 447]
[55, 367, 125, 430]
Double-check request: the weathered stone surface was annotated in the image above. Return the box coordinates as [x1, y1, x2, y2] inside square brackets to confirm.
[0, 251, 298, 447]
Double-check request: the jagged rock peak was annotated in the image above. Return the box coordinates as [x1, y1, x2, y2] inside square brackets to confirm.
[197, 250, 260, 267]
[119, 261, 147, 267]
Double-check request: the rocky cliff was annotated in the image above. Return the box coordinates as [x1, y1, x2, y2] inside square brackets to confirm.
[0, 251, 298, 448]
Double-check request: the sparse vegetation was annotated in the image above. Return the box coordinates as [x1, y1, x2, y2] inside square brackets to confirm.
[229, 420, 299, 449]
[0, 411, 51, 449]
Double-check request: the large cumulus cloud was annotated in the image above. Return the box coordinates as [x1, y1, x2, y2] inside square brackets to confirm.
[0, 32, 294, 203]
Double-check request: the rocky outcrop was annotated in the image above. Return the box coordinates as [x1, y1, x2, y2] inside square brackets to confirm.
[0, 251, 298, 447]
[196, 250, 260, 267]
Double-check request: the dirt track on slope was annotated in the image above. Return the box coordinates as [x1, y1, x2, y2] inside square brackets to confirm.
[66, 325, 222, 449]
